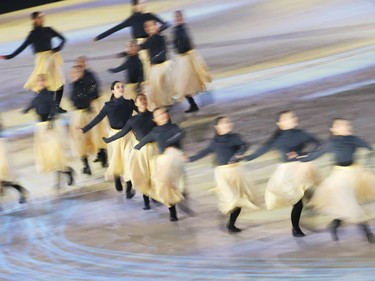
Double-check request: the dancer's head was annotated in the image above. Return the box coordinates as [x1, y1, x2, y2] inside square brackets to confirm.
[110, 81, 125, 99]
[135, 93, 148, 112]
[31, 11, 44, 27]
[175, 10, 184, 25]
[36, 74, 48, 90]
[214, 116, 233, 136]
[75, 56, 88, 69]
[153, 107, 170, 126]
[330, 118, 352, 136]
[276, 110, 298, 130]
[70, 65, 84, 82]
[127, 40, 138, 55]
[144, 20, 158, 36]
[132, 0, 145, 13]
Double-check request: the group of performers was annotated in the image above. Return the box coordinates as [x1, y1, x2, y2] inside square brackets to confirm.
[1, 1, 375, 244]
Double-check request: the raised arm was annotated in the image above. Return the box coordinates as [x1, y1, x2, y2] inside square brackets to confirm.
[94, 18, 131, 41]
[103, 122, 132, 144]
[82, 107, 107, 133]
[3, 35, 32, 59]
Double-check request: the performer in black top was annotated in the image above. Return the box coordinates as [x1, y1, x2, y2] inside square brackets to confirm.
[0, 119, 28, 204]
[22, 74, 74, 189]
[138, 20, 174, 109]
[243, 110, 320, 237]
[75, 56, 108, 167]
[81, 81, 137, 198]
[1, 11, 67, 113]
[108, 40, 144, 100]
[94, 0, 169, 79]
[299, 118, 375, 243]
[173, 11, 212, 113]
[188, 116, 258, 233]
[134, 107, 186, 221]
[104, 93, 157, 209]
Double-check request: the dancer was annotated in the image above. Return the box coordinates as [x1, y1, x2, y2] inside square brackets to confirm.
[75, 56, 108, 167]
[94, 0, 169, 78]
[299, 118, 375, 243]
[81, 81, 137, 198]
[108, 40, 144, 100]
[22, 74, 74, 189]
[69, 65, 98, 175]
[188, 117, 257, 233]
[138, 20, 174, 109]
[134, 107, 185, 221]
[243, 110, 320, 237]
[1, 11, 67, 112]
[0, 120, 28, 204]
[103, 93, 157, 210]
[173, 10, 212, 113]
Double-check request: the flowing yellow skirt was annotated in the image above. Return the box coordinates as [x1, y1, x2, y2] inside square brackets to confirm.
[151, 147, 185, 207]
[24, 51, 65, 92]
[174, 49, 212, 100]
[105, 129, 136, 181]
[265, 162, 320, 210]
[147, 61, 174, 110]
[70, 110, 96, 158]
[214, 163, 258, 214]
[310, 165, 375, 223]
[129, 142, 159, 195]
[0, 138, 14, 181]
[90, 98, 109, 150]
[34, 121, 68, 173]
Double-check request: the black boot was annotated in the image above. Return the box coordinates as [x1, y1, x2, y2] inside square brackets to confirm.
[227, 207, 242, 233]
[114, 176, 123, 192]
[359, 223, 375, 243]
[62, 167, 75, 186]
[99, 149, 108, 168]
[10, 183, 27, 204]
[291, 199, 305, 237]
[184, 96, 199, 113]
[125, 181, 135, 199]
[55, 86, 67, 113]
[81, 157, 92, 175]
[329, 219, 342, 241]
[169, 205, 178, 222]
[143, 195, 151, 210]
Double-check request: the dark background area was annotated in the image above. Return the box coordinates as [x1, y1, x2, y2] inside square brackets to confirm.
[0, 0, 63, 15]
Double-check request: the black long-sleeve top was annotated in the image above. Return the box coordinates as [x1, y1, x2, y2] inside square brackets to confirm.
[70, 74, 99, 110]
[244, 129, 320, 162]
[109, 55, 144, 84]
[104, 110, 155, 143]
[94, 12, 169, 41]
[173, 24, 193, 54]
[82, 97, 136, 132]
[300, 135, 372, 166]
[134, 121, 184, 153]
[140, 34, 167, 64]
[84, 69, 100, 100]
[5, 26, 66, 60]
[23, 89, 58, 122]
[189, 133, 248, 166]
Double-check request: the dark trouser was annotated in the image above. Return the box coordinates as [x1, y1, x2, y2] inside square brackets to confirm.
[54, 86, 64, 106]
[186, 96, 198, 109]
[228, 207, 242, 228]
[169, 205, 178, 220]
[291, 199, 303, 229]
[143, 195, 150, 206]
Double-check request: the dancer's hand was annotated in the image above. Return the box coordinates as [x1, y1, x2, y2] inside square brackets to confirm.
[181, 155, 189, 162]
[75, 126, 83, 132]
[287, 151, 298, 159]
[0, 56, 5, 60]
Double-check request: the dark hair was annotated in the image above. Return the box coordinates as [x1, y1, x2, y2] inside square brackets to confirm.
[153, 107, 169, 117]
[214, 116, 226, 126]
[131, 0, 139, 5]
[110, 80, 122, 91]
[30, 11, 41, 20]
[135, 93, 146, 102]
[175, 10, 183, 17]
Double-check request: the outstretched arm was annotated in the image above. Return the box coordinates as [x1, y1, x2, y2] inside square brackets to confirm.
[299, 141, 332, 162]
[148, 13, 170, 32]
[81, 107, 107, 133]
[103, 123, 132, 143]
[134, 132, 156, 150]
[108, 60, 129, 73]
[189, 142, 214, 162]
[3, 36, 31, 59]
[94, 18, 131, 41]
